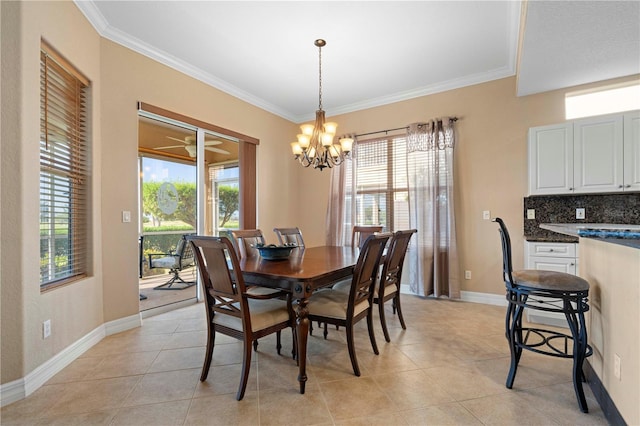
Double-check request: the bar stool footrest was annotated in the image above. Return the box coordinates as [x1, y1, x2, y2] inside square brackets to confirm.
[515, 327, 593, 358]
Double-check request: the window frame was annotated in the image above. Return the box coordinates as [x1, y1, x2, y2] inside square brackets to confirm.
[39, 41, 90, 290]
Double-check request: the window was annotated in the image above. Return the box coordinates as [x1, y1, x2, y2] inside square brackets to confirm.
[40, 42, 90, 288]
[343, 136, 411, 240]
[565, 81, 640, 119]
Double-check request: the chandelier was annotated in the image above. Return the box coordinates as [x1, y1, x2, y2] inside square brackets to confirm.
[291, 39, 353, 171]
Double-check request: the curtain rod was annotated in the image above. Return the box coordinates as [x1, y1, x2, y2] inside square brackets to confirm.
[353, 117, 458, 139]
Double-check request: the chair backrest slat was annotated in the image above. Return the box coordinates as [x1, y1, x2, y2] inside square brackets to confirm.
[348, 233, 391, 315]
[379, 229, 417, 296]
[189, 236, 250, 325]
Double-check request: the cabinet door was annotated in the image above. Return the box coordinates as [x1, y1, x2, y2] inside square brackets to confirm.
[528, 123, 573, 195]
[624, 111, 640, 191]
[573, 114, 624, 193]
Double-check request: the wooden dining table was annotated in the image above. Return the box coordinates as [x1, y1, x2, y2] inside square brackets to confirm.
[239, 245, 359, 393]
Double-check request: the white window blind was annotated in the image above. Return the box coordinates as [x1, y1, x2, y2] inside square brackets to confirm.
[344, 136, 410, 240]
[40, 43, 90, 288]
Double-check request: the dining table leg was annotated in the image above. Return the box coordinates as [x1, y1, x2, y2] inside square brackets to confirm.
[295, 297, 310, 394]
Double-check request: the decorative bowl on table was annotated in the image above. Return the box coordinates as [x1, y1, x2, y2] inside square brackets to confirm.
[254, 243, 297, 260]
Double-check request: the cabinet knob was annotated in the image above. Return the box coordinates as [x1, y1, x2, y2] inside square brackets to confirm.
[570, 263, 575, 266]
[569, 187, 574, 191]
[549, 249, 554, 252]
[619, 185, 624, 189]
[625, 184, 631, 188]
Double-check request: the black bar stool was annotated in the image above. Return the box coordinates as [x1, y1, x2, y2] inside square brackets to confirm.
[494, 218, 593, 413]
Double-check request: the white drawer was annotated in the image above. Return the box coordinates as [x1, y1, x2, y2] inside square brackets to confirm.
[526, 242, 576, 258]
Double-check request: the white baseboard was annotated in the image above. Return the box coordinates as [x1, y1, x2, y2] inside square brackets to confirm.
[402, 285, 507, 307]
[460, 290, 508, 306]
[0, 313, 141, 408]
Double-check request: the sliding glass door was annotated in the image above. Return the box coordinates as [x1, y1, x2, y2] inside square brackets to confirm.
[138, 114, 239, 313]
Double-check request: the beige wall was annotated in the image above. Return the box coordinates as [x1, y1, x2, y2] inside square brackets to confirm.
[1, 1, 104, 382]
[580, 238, 640, 425]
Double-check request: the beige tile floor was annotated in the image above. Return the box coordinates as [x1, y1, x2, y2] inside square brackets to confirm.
[1, 296, 608, 425]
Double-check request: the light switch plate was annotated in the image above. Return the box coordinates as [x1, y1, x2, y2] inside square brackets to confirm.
[122, 210, 131, 223]
[527, 209, 535, 220]
[482, 210, 490, 220]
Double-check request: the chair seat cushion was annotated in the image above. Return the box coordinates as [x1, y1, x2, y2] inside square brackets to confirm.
[512, 269, 589, 292]
[150, 256, 178, 268]
[213, 299, 290, 333]
[308, 290, 369, 319]
[374, 284, 397, 298]
[331, 279, 351, 293]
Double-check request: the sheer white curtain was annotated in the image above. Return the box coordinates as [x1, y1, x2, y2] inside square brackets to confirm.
[406, 119, 460, 298]
[325, 163, 347, 246]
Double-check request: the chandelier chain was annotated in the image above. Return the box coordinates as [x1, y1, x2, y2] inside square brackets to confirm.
[318, 43, 323, 111]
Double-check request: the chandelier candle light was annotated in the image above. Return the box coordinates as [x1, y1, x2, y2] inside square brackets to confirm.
[291, 39, 353, 170]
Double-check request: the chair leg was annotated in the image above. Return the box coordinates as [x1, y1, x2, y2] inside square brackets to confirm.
[323, 322, 328, 340]
[565, 300, 590, 413]
[237, 338, 253, 401]
[395, 294, 407, 330]
[506, 301, 525, 389]
[200, 327, 215, 381]
[253, 340, 258, 351]
[276, 330, 282, 355]
[291, 327, 298, 361]
[366, 309, 379, 355]
[346, 323, 360, 377]
[378, 301, 391, 343]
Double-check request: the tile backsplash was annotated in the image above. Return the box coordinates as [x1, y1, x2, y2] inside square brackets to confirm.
[524, 193, 640, 242]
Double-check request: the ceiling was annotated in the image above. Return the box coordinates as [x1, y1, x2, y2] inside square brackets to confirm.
[76, 1, 640, 123]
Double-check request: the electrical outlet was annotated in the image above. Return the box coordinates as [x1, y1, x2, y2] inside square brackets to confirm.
[614, 353, 621, 380]
[482, 210, 490, 220]
[464, 270, 472, 280]
[527, 209, 536, 220]
[122, 210, 131, 223]
[576, 208, 585, 220]
[43, 320, 51, 339]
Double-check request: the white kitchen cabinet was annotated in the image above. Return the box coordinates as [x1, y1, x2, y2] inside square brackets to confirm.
[528, 111, 638, 195]
[528, 123, 573, 195]
[624, 110, 640, 191]
[525, 241, 579, 327]
[573, 114, 624, 193]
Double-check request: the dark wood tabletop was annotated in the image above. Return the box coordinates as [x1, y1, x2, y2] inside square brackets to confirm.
[239, 245, 359, 393]
[240, 246, 359, 297]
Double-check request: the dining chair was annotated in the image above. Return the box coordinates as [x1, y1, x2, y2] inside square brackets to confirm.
[494, 218, 592, 413]
[351, 225, 383, 249]
[230, 229, 283, 351]
[273, 227, 305, 248]
[188, 235, 295, 401]
[307, 232, 391, 377]
[315, 225, 384, 337]
[230, 229, 265, 259]
[374, 229, 417, 342]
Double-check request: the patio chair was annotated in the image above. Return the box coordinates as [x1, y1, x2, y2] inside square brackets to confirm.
[147, 234, 196, 290]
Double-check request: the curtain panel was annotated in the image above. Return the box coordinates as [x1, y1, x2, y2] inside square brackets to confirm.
[407, 119, 460, 298]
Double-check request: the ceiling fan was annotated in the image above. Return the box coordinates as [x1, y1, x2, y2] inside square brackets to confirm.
[153, 135, 230, 157]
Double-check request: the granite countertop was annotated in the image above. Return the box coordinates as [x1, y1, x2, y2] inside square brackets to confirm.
[540, 223, 640, 249]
